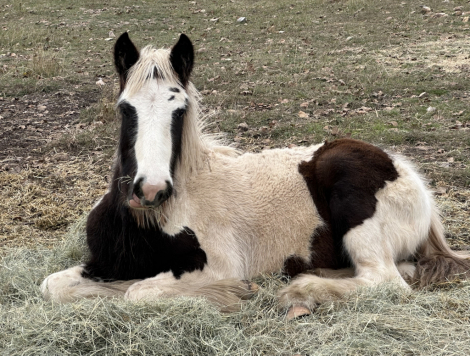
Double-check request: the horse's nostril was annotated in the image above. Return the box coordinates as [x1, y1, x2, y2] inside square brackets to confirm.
[140, 181, 172, 206]
[133, 177, 144, 199]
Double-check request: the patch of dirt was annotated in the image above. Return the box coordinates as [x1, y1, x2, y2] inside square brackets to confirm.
[0, 90, 99, 171]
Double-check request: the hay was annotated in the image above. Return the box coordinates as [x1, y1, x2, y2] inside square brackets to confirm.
[2, 218, 470, 355]
[0, 158, 107, 251]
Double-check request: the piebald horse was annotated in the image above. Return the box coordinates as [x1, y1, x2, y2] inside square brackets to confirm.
[41, 33, 470, 316]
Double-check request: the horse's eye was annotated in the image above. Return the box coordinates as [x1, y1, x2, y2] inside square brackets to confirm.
[173, 108, 185, 119]
[119, 103, 136, 120]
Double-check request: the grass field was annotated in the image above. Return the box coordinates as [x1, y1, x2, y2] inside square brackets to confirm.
[1, 0, 470, 354]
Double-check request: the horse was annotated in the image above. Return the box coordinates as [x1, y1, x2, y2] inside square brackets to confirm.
[41, 32, 470, 317]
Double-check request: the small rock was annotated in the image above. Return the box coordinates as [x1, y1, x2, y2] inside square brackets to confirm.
[53, 153, 69, 161]
[259, 126, 269, 134]
[418, 92, 428, 98]
[237, 17, 247, 23]
[432, 12, 448, 18]
[298, 111, 309, 119]
[96, 78, 105, 86]
[454, 10, 463, 16]
[37, 105, 47, 111]
[109, 30, 116, 38]
[427, 106, 436, 113]
[453, 6, 463, 11]
[434, 186, 448, 195]
[421, 6, 432, 14]
[237, 122, 249, 131]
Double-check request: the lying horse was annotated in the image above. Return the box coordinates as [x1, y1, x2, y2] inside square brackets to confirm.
[41, 33, 470, 315]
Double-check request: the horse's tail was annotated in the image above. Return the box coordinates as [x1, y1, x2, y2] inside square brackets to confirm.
[414, 207, 470, 287]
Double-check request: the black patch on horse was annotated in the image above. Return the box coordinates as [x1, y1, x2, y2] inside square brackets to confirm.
[283, 255, 311, 278]
[83, 188, 207, 281]
[170, 107, 186, 176]
[288, 138, 399, 277]
[118, 102, 138, 199]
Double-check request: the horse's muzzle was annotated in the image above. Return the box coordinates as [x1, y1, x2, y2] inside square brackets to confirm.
[129, 179, 173, 208]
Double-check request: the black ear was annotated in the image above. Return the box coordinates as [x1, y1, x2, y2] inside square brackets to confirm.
[170, 34, 194, 86]
[114, 32, 140, 90]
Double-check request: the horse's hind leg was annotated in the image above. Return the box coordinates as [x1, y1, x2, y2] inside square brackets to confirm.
[41, 266, 135, 302]
[279, 217, 411, 313]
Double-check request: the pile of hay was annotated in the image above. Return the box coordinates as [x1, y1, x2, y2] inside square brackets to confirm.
[1, 217, 470, 356]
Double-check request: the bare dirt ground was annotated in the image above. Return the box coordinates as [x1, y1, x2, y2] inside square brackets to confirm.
[0, 91, 94, 163]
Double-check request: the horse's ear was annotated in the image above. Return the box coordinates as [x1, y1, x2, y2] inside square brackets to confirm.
[114, 32, 140, 90]
[170, 34, 194, 86]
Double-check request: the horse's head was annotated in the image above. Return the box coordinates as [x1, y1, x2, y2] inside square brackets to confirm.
[114, 33, 194, 209]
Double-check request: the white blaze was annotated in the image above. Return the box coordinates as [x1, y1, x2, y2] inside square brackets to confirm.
[121, 79, 188, 188]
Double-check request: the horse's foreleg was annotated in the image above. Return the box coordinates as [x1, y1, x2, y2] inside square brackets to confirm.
[124, 270, 258, 311]
[41, 266, 137, 302]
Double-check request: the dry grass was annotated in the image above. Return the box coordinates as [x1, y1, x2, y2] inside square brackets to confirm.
[436, 187, 470, 249]
[1, 217, 470, 355]
[0, 158, 107, 250]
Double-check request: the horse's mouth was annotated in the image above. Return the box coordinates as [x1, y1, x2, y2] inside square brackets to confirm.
[128, 190, 172, 209]
[129, 193, 145, 209]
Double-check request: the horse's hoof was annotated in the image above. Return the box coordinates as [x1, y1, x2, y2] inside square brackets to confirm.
[286, 304, 311, 320]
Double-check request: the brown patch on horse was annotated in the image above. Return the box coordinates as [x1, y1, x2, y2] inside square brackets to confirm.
[283, 255, 311, 278]
[299, 138, 399, 270]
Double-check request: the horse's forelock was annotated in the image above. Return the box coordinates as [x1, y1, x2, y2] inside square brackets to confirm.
[120, 46, 180, 99]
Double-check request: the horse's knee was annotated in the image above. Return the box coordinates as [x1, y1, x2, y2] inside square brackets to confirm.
[41, 266, 85, 302]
